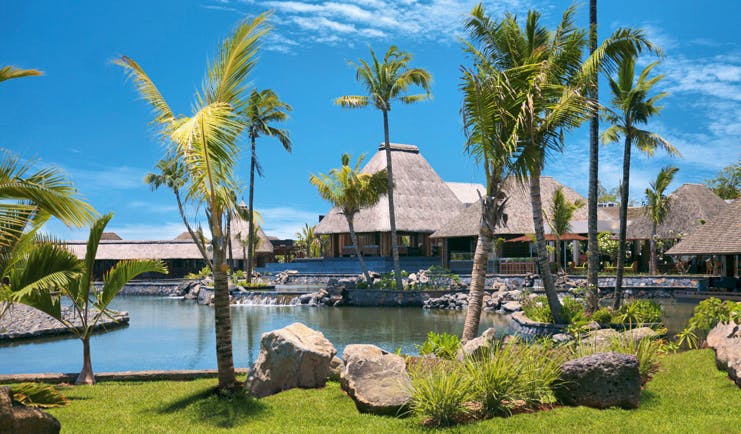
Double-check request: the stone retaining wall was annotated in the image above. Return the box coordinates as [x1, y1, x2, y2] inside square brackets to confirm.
[0, 369, 250, 384]
[344, 289, 463, 307]
[510, 311, 569, 337]
[0, 304, 129, 341]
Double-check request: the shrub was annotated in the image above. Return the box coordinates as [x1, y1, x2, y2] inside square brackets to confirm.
[609, 336, 662, 383]
[11, 383, 69, 408]
[674, 298, 741, 350]
[591, 307, 613, 326]
[522, 296, 585, 325]
[417, 332, 461, 360]
[614, 300, 662, 326]
[185, 266, 211, 280]
[408, 363, 473, 427]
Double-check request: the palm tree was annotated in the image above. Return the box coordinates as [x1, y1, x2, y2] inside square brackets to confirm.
[0, 65, 42, 84]
[547, 187, 584, 272]
[469, 5, 656, 323]
[586, 0, 600, 314]
[296, 223, 321, 258]
[310, 154, 389, 283]
[644, 166, 678, 275]
[115, 13, 269, 393]
[144, 157, 212, 268]
[243, 89, 292, 283]
[11, 214, 166, 384]
[602, 56, 679, 309]
[336, 46, 431, 290]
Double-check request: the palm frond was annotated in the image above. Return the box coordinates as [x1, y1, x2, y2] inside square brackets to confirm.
[97, 259, 167, 312]
[113, 56, 175, 126]
[0, 66, 43, 83]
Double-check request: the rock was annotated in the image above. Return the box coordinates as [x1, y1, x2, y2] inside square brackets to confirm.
[196, 287, 214, 305]
[715, 340, 741, 371]
[328, 356, 344, 381]
[583, 329, 621, 349]
[552, 333, 572, 344]
[621, 327, 659, 344]
[0, 386, 61, 434]
[340, 344, 412, 415]
[553, 352, 641, 409]
[249, 323, 337, 398]
[706, 322, 740, 349]
[502, 301, 521, 312]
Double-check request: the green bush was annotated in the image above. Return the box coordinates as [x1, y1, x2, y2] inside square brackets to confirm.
[184, 266, 211, 280]
[614, 300, 663, 326]
[609, 336, 662, 383]
[591, 307, 613, 326]
[417, 332, 461, 360]
[521, 296, 585, 325]
[408, 364, 473, 427]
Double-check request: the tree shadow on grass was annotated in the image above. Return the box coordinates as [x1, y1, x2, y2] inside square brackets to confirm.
[639, 389, 658, 408]
[157, 386, 268, 429]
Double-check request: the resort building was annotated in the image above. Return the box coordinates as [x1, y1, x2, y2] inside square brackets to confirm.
[314, 143, 483, 259]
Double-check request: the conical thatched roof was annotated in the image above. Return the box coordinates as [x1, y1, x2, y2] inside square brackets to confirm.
[230, 214, 274, 254]
[314, 144, 465, 234]
[100, 232, 122, 240]
[174, 231, 194, 240]
[625, 184, 727, 240]
[446, 182, 486, 204]
[666, 199, 741, 255]
[431, 177, 616, 238]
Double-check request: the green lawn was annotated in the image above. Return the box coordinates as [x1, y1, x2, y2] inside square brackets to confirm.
[45, 350, 740, 433]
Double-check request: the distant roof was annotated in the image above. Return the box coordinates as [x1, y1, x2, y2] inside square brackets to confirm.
[431, 177, 615, 238]
[666, 199, 741, 255]
[625, 184, 727, 240]
[600, 206, 645, 221]
[100, 232, 122, 240]
[174, 231, 195, 240]
[446, 182, 486, 204]
[314, 143, 465, 234]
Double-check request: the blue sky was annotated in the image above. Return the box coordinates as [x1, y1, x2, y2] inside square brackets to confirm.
[2, 0, 739, 240]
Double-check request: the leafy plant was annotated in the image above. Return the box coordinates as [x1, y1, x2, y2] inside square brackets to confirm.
[614, 300, 663, 326]
[673, 298, 741, 350]
[522, 296, 585, 325]
[12, 383, 69, 408]
[185, 266, 212, 280]
[408, 363, 473, 427]
[609, 336, 662, 383]
[417, 332, 461, 360]
[591, 307, 613, 326]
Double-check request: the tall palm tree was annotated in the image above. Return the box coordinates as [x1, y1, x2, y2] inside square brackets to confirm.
[11, 214, 166, 384]
[547, 187, 584, 272]
[310, 154, 389, 283]
[336, 46, 431, 290]
[243, 89, 292, 283]
[602, 56, 679, 309]
[469, 5, 656, 323]
[586, 0, 600, 313]
[644, 166, 678, 275]
[144, 157, 212, 268]
[115, 13, 269, 393]
[0, 65, 42, 84]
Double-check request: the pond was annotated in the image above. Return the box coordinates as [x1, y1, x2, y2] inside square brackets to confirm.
[0, 296, 698, 375]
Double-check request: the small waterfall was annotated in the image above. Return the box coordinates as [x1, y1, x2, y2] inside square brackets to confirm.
[232, 292, 298, 306]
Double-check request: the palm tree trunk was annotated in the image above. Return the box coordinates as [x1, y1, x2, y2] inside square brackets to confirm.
[586, 0, 600, 314]
[174, 187, 212, 269]
[649, 222, 658, 275]
[613, 133, 632, 309]
[212, 236, 237, 393]
[383, 110, 403, 289]
[555, 237, 562, 273]
[226, 213, 233, 270]
[347, 215, 372, 284]
[75, 336, 95, 385]
[461, 197, 495, 342]
[246, 135, 257, 284]
[530, 171, 563, 323]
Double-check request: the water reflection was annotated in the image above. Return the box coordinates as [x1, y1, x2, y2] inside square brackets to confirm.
[0, 296, 698, 375]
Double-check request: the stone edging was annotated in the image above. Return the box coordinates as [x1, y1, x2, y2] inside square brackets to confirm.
[0, 369, 250, 384]
[510, 311, 568, 337]
[0, 312, 129, 342]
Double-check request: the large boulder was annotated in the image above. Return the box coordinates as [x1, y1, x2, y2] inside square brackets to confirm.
[621, 327, 659, 344]
[553, 352, 641, 409]
[249, 323, 337, 398]
[340, 344, 412, 415]
[0, 387, 61, 434]
[706, 322, 741, 387]
[582, 329, 621, 349]
[706, 322, 740, 349]
[457, 328, 498, 361]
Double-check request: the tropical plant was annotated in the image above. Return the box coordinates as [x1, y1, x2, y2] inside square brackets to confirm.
[408, 363, 473, 427]
[11, 383, 69, 408]
[597, 231, 620, 264]
[336, 46, 431, 291]
[295, 223, 323, 258]
[522, 295, 585, 325]
[546, 187, 584, 272]
[417, 332, 461, 360]
[704, 159, 740, 200]
[12, 214, 167, 384]
[677, 298, 741, 348]
[144, 156, 212, 268]
[590, 307, 613, 326]
[0, 65, 42, 83]
[614, 299, 663, 326]
[466, 4, 655, 323]
[243, 89, 292, 283]
[310, 154, 388, 283]
[602, 55, 678, 309]
[644, 166, 678, 275]
[115, 13, 270, 393]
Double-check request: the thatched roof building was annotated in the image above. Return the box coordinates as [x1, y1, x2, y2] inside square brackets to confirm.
[100, 232, 122, 240]
[431, 176, 616, 239]
[315, 144, 467, 234]
[625, 183, 727, 240]
[446, 182, 486, 204]
[666, 199, 741, 256]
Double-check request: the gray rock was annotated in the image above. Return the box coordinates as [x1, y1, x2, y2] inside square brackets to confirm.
[457, 327, 499, 361]
[249, 323, 337, 398]
[621, 327, 659, 344]
[502, 301, 522, 312]
[706, 322, 740, 349]
[552, 333, 572, 344]
[583, 329, 621, 349]
[0, 386, 61, 434]
[715, 340, 741, 372]
[340, 344, 411, 415]
[328, 356, 344, 381]
[553, 352, 641, 409]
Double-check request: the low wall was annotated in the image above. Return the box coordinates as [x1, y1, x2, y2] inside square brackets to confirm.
[509, 311, 569, 337]
[0, 369, 251, 384]
[344, 289, 462, 307]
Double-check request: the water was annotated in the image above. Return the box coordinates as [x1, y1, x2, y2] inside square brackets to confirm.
[0, 296, 511, 375]
[0, 296, 700, 375]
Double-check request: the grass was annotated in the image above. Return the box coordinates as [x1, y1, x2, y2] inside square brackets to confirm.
[42, 350, 740, 433]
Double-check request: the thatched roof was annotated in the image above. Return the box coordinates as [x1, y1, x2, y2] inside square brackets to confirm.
[431, 177, 616, 238]
[666, 199, 741, 255]
[100, 232, 122, 240]
[446, 182, 486, 204]
[230, 214, 275, 254]
[600, 206, 645, 221]
[174, 231, 194, 240]
[625, 184, 727, 240]
[314, 144, 465, 234]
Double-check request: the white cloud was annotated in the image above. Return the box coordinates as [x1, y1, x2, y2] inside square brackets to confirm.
[257, 206, 322, 239]
[64, 165, 149, 191]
